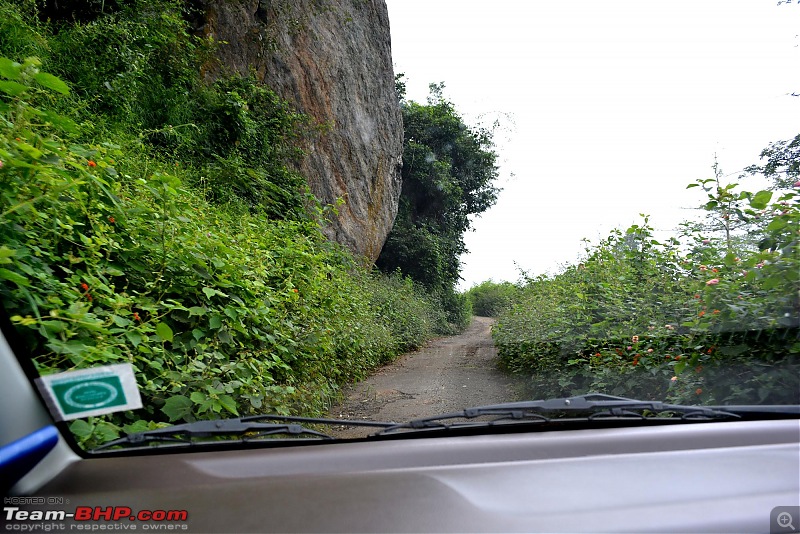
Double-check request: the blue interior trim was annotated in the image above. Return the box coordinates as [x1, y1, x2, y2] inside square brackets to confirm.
[0, 425, 60, 493]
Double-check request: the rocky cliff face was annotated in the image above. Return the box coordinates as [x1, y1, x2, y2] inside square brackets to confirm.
[195, 0, 402, 262]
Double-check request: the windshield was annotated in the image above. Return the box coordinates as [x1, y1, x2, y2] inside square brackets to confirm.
[0, 0, 797, 451]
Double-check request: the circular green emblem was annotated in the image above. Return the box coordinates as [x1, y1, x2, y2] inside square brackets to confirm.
[63, 381, 119, 409]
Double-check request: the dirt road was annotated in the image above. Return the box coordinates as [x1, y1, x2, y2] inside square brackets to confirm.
[328, 316, 525, 437]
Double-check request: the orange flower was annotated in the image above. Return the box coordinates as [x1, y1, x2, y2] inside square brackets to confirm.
[132, 312, 141, 322]
[712, 309, 720, 315]
[108, 216, 115, 224]
[292, 288, 298, 293]
[87, 160, 97, 167]
[81, 283, 89, 291]
[698, 310, 705, 317]
[695, 388, 703, 395]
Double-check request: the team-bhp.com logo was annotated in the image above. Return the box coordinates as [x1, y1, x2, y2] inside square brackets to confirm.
[4, 506, 189, 531]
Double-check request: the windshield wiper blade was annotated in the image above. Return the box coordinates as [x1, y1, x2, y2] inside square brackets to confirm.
[93, 415, 395, 452]
[374, 393, 741, 435]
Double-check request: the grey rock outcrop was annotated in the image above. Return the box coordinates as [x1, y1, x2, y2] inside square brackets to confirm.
[195, 0, 403, 262]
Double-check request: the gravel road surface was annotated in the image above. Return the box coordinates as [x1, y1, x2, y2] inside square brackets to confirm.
[328, 316, 525, 437]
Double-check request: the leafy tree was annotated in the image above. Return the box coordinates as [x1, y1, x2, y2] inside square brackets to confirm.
[746, 133, 799, 191]
[377, 83, 500, 298]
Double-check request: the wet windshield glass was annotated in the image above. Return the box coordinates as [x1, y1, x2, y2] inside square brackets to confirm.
[0, 0, 797, 450]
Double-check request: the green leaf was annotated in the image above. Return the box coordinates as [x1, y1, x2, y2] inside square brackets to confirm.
[161, 395, 193, 422]
[202, 287, 217, 299]
[41, 111, 79, 133]
[69, 419, 94, 438]
[34, 72, 70, 95]
[209, 315, 222, 329]
[766, 218, 787, 232]
[0, 80, 27, 96]
[0, 267, 29, 287]
[122, 420, 151, 435]
[189, 391, 207, 404]
[15, 142, 43, 159]
[217, 329, 233, 345]
[188, 306, 206, 316]
[749, 190, 773, 210]
[93, 421, 120, 443]
[0, 58, 21, 80]
[155, 322, 174, 342]
[40, 320, 67, 336]
[0, 246, 15, 264]
[105, 266, 124, 276]
[218, 394, 239, 416]
[111, 314, 132, 327]
[125, 330, 142, 346]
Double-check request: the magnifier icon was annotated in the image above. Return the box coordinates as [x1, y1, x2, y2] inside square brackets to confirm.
[777, 511, 795, 530]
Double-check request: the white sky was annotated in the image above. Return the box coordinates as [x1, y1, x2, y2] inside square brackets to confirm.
[384, 0, 800, 290]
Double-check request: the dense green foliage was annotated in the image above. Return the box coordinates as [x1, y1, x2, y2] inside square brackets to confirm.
[0, 2, 454, 448]
[494, 168, 800, 406]
[464, 280, 516, 318]
[377, 82, 499, 329]
[2, 0, 309, 219]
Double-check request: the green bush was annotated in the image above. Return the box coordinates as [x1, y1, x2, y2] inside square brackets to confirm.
[0, 57, 450, 448]
[0, 1, 48, 60]
[465, 280, 517, 317]
[44, 0, 201, 130]
[494, 197, 800, 405]
[1, 0, 311, 220]
[436, 287, 472, 332]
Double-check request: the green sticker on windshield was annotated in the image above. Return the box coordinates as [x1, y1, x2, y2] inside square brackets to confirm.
[36, 363, 143, 421]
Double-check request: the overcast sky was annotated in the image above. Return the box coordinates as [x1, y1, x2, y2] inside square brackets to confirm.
[384, 0, 799, 290]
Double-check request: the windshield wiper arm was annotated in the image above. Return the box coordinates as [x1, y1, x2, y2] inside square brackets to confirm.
[93, 415, 395, 452]
[375, 393, 741, 435]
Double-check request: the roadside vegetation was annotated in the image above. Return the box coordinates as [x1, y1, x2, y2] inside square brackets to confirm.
[493, 149, 800, 405]
[376, 80, 499, 330]
[464, 280, 516, 318]
[0, 0, 483, 447]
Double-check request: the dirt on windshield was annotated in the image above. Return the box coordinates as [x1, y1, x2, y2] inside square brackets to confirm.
[328, 316, 526, 437]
